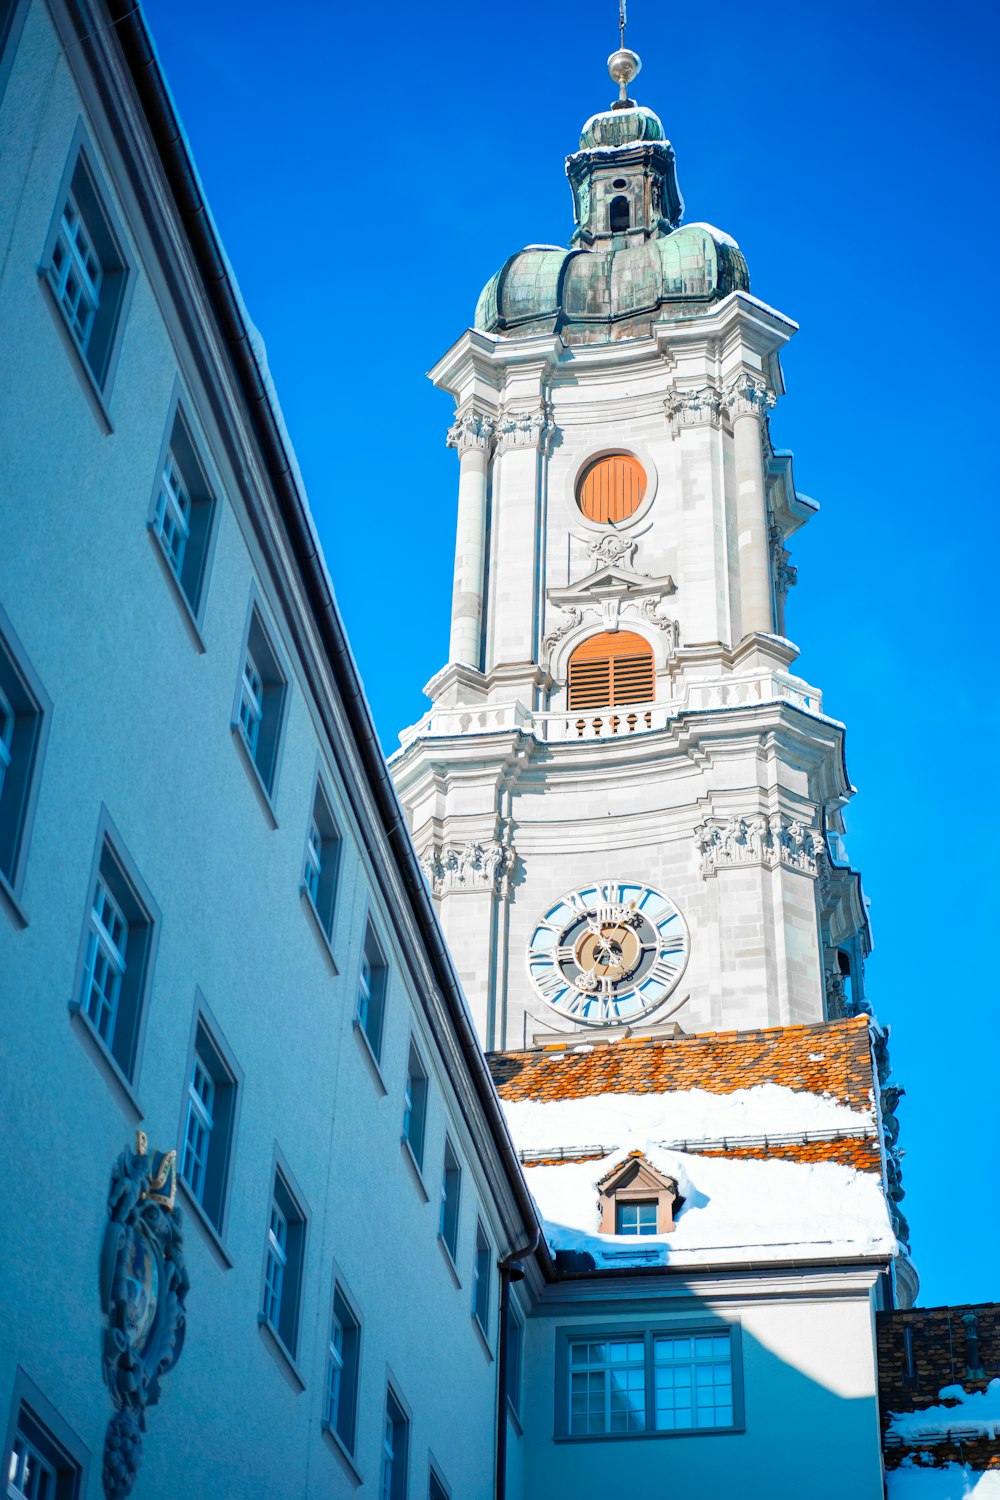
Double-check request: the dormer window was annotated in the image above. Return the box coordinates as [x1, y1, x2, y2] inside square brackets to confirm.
[598, 1154, 680, 1235]
[609, 195, 630, 232]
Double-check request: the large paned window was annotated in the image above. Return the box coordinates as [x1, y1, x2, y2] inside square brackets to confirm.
[233, 601, 288, 805]
[380, 1387, 409, 1500]
[260, 1165, 307, 1361]
[324, 1282, 361, 1456]
[73, 822, 158, 1084]
[149, 404, 217, 626]
[471, 1221, 491, 1336]
[557, 1323, 741, 1440]
[439, 1138, 461, 1262]
[0, 608, 51, 908]
[505, 1301, 523, 1418]
[179, 1011, 240, 1236]
[301, 778, 341, 946]
[5, 1380, 87, 1500]
[41, 139, 132, 394]
[402, 1041, 428, 1168]
[356, 921, 388, 1063]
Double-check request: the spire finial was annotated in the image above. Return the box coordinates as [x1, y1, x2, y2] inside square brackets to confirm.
[608, 0, 641, 108]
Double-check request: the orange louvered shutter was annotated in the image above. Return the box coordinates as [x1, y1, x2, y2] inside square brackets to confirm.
[567, 631, 654, 711]
[577, 454, 646, 523]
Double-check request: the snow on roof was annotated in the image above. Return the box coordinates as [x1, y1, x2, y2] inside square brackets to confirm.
[889, 1381, 1000, 1444]
[502, 1082, 873, 1159]
[520, 1139, 895, 1270]
[886, 1463, 1000, 1498]
[685, 221, 741, 250]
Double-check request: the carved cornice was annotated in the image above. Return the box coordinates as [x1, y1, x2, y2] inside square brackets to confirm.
[695, 812, 818, 876]
[420, 827, 517, 900]
[446, 408, 496, 455]
[496, 408, 556, 455]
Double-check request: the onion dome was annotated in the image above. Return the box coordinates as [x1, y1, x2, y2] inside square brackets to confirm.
[579, 103, 665, 150]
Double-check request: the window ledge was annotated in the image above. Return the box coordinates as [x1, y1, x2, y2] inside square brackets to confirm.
[552, 1424, 744, 1443]
[68, 1002, 142, 1122]
[38, 271, 113, 434]
[471, 1312, 494, 1363]
[300, 885, 339, 973]
[320, 1422, 363, 1486]
[257, 1314, 306, 1392]
[177, 1175, 233, 1269]
[351, 1016, 388, 1095]
[0, 868, 28, 929]
[146, 526, 207, 652]
[437, 1233, 462, 1289]
[230, 724, 279, 829]
[400, 1135, 429, 1202]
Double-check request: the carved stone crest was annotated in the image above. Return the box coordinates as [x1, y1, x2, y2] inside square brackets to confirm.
[588, 533, 637, 569]
[100, 1132, 189, 1500]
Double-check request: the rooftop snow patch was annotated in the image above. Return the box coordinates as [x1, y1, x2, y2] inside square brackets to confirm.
[501, 1083, 873, 1157]
[887, 1463, 1000, 1498]
[889, 1381, 1000, 1444]
[521, 1141, 895, 1270]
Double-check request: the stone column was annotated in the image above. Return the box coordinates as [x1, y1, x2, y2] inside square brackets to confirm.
[726, 375, 776, 637]
[446, 408, 495, 667]
[487, 408, 554, 675]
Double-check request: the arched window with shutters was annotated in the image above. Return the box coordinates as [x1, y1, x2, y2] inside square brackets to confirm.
[567, 630, 655, 712]
[576, 454, 646, 524]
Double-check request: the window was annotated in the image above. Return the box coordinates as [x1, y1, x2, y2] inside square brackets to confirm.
[179, 1010, 240, 1236]
[233, 602, 287, 803]
[557, 1324, 741, 1439]
[149, 404, 217, 623]
[402, 1042, 428, 1168]
[576, 453, 646, 523]
[5, 1385, 86, 1500]
[439, 1139, 461, 1262]
[428, 1466, 450, 1500]
[380, 1387, 409, 1500]
[505, 1301, 523, 1418]
[616, 1200, 658, 1236]
[356, 921, 388, 1063]
[567, 630, 654, 712]
[609, 194, 630, 232]
[0, 609, 51, 906]
[73, 821, 158, 1084]
[301, 778, 341, 944]
[324, 1283, 361, 1455]
[41, 140, 131, 392]
[260, 1165, 307, 1359]
[472, 1221, 491, 1335]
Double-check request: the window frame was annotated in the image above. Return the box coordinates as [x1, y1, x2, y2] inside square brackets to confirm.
[428, 1460, 451, 1500]
[231, 588, 290, 820]
[69, 808, 160, 1101]
[257, 1147, 310, 1379]
[147, 385, 221, 639]
[3, 1369, 90, 1500]
[0, 601, 52, 923]
[354, 916, 389, 1069]
[554, 1319, 744, 1442]
[176, 994, 243, 1256]
[438, 1136, 462, 1266]
[321, 1272, 363, 1463]
[471, 1218, 492, 1340]
[401, 1037, 429, 1172]
[505, 1298, 524, 1422]
[38, 123, 136, 423]
[300, 765, 342, 963]
[380, 1379, 411, 1500]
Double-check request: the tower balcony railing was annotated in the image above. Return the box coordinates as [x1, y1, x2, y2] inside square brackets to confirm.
[397, 670, 824, 748]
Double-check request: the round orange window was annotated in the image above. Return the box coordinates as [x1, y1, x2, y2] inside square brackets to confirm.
[576, 453, 646, 524]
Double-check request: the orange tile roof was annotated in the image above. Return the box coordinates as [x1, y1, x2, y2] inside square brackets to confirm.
[522, 1137, 879, 1171]
[488, 1015, 875, 1114]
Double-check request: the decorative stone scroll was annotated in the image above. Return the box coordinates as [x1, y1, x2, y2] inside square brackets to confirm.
[695, 812, 818, 876]
[100, 1132, 189, 1500]
[543, 597, 678, 655]
[446, 408, 496, 454]
[420, 829, 517, 900]
[588, 532, 637, 569]
[495, 408, 555, 454]
[769, 521, 798, 600]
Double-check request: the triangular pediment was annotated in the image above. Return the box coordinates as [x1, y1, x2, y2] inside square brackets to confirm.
[598, 1153, 677, 1197]
[548, 565, 676, 609]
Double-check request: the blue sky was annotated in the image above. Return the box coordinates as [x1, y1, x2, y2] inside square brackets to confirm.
[144, 0, 998, 1306]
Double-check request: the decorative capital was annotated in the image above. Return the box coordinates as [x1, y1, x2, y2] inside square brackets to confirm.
[723, 373, 776, 421]
[496, 408, 556, 454]
[665, 384, 724, 436]
[447, 408, 496, 454]
[420, 828, 518, 901]
[696, 812, 818, 876]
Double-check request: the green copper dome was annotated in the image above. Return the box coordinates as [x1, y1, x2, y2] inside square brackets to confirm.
[473, 98, 750, 345]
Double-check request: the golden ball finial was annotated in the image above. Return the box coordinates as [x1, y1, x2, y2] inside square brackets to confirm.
[607, 46, 641, 103]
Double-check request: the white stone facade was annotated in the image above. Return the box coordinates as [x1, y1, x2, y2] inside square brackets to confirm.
[392, 307, 868, 1050]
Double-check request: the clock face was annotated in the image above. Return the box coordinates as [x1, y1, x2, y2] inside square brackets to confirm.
[526, 880, 689, 1027]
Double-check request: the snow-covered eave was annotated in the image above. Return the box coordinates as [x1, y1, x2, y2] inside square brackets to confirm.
[551, 1249, 895, 1278]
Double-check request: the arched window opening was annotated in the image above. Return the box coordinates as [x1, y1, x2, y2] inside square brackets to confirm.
[576, 453, 646, 524]
[609, 195, 630, 232]
[567, 630, 654, 712]
[837, 948, 854, 1010]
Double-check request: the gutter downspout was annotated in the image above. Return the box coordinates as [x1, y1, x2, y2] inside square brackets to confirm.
[496, 1232, 539, 1500]
[101, 0, 548, 1267]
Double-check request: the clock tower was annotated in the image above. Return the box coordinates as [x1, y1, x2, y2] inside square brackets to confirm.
[391, 48, 869, 1052]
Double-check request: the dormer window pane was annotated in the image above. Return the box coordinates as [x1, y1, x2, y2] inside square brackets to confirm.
[616, 1199, 658, 1235]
